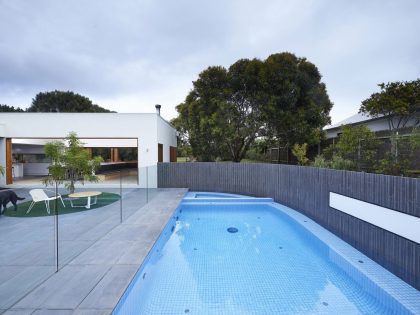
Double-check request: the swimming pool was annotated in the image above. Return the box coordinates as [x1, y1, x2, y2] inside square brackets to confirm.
[113, 193, 420, 314]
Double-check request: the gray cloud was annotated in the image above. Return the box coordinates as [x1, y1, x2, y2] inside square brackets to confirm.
[0, 0, 419, 121]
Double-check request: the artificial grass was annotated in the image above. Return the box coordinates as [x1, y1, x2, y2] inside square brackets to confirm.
[2, 192, 120, 217]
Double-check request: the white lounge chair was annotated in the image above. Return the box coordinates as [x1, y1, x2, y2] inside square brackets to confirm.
[27, 189, 66, 214]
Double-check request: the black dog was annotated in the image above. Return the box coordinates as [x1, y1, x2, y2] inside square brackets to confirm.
[0, 190, 25, 214]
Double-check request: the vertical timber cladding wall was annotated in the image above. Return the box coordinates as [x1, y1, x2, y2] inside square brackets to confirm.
[158, 162, 420, 290]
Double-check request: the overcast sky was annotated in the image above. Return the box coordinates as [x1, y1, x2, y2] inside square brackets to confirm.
[0, 0, 419, 123]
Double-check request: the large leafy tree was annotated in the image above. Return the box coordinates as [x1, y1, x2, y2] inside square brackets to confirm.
[176, 66, 228, 161]
[0, 104, 24, 112]
[28, 90, 113, 113]
[43, 132, 103, 193]
[170, 116, 192, 159]
[175, 52, 332, 162]
[176, 60, 265, 162]
[261, 53, 332, 159]
[220, 59, 266, 161]
[360, 79, 420, 131]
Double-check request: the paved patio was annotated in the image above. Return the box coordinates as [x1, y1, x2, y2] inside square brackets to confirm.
[0, 188, 187, 314]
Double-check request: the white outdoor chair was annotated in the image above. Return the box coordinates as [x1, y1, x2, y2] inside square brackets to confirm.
[27, 189, 66, 214]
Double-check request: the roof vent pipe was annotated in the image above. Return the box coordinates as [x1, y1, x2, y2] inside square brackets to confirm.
[155, 104, 161, 116]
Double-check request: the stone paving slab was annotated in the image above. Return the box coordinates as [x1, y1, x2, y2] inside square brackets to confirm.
[3, 188, 187, 315]
[31, 310, 74, 315]
[0, 266, 55, 310]
[69, 240, 134, 266]
[3, 310, 34, 315]
[72, 309, 112, 315]
[78, 266, 138, 309]
[75, 224, 118, 241]
[100, 223, 152, 241]
[0, 241, 55, 266]
[116, 239, 154, 265]
[14, 265, 111, 309]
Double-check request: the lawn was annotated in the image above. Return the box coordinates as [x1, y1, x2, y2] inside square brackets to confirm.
[2, 192, 120, 217]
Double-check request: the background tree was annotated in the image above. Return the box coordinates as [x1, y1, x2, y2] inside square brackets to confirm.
[360, 79, 420, 131]
[409, 127, 420, 149]
[377, 128, 420, 176]
[28, 90, 114, 113]
[43, 132, 103, 193]
[360, 79, 420, 172]
[175, 66, 229, 161]
[175, 60, 265, 162]
[244, 138, 273, 162]
[174, 52, 332, 162]
[315, 125, 378, 171]
[218, 59, 266, 161]
[334, 125, 379, 171]
[0, 104, 24, 112]
[170, 116, 193, 160]
[261, 53, 332, 162]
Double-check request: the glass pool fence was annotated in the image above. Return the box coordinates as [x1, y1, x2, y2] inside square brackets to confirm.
[0, 165, 157, 310]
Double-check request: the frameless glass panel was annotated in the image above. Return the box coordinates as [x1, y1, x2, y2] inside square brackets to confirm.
[55, 174, 121, 268]
[0, 184, 56, 309]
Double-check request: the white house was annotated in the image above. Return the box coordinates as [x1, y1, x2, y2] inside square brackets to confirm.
[324, 113, 418, 140]
[0, 106, 177, 188]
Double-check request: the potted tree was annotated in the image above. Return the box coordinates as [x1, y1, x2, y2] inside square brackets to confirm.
[43, 132, 103, 193]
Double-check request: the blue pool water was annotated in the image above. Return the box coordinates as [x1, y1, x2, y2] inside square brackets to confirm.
[113, 194, 419, 315]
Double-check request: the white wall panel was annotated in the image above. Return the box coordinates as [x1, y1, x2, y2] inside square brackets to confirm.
[329, 192, 420, 244]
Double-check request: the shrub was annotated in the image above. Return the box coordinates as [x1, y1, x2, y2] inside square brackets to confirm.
[292, 143, 309, 165]
[329, 155, 355, 171]
[312, 155, 329, 168]
[311, 154, 355, 171]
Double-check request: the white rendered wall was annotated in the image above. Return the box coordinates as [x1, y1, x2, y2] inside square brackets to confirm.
[329, 192, 420, 244]
[0, 113, 176, 187]
[157, 116, 177, 162]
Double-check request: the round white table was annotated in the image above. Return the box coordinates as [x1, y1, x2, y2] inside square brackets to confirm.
[68, 191, 102, 209]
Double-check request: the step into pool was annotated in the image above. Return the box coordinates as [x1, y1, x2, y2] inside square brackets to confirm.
[113, 193, 420, 315]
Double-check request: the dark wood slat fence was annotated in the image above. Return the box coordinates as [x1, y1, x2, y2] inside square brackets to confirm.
[158, 162, 420, 290]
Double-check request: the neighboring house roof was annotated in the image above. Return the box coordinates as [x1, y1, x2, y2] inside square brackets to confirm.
[325, 113, 383, 130]
[325, 111, 418, 140]
[324, 112, 392, 139]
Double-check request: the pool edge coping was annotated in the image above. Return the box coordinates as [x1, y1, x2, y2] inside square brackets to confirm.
[268, 201, 420, 315]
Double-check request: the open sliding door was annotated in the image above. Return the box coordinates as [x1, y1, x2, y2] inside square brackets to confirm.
[169, 146, 177, 162]
[6, 138, 12, 184]
[158, 143, 163, 162]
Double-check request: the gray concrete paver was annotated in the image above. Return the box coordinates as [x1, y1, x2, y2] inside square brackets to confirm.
[69, 240, 134, 266]
[116, 239, 153, 265]
[0, 266, 55, 309]
[78, 265, 138, 309]
[14, 265, 110, 309]
[2, 309, 35, 315]
[72, 309, 113, 315]
[2, 188, 187, 314]
[31, 310, 73, 315]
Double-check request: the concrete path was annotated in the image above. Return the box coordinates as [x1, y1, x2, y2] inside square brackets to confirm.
[0, 188, 187, 315]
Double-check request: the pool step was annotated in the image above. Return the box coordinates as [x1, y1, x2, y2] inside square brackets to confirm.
[182, 197, 273, 204]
